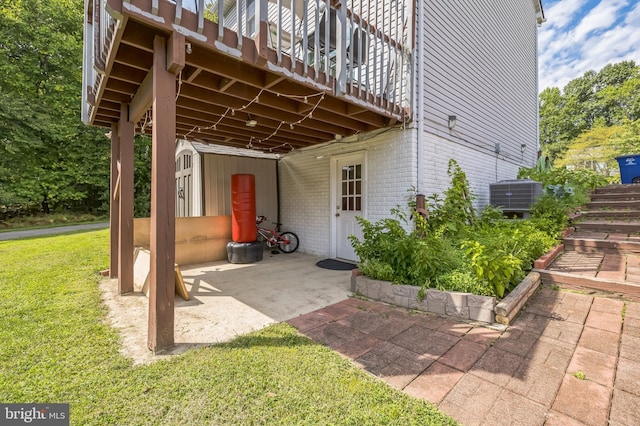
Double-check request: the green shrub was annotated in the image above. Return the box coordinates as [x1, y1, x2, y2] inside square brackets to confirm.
[349, 215, 461, 286]
[518, 165, 609, 208]
[423, 159, 476, 238]
[351, 160, 576, 299]
[530, 194, 572, 238]
[433, 269, 494, 297]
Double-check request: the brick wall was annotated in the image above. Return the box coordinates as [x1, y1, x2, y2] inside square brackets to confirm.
[419, 132, 523, 208]
[279, 127, 417, 257]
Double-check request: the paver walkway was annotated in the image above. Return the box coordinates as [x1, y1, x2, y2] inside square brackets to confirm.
[288, 286, 640, 425]
[548, 251, 640, 283]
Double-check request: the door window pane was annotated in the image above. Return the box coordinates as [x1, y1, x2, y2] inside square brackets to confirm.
[340, 162, 363, 211]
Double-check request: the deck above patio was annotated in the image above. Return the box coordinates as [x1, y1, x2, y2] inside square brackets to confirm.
[83, 0, 413, 153]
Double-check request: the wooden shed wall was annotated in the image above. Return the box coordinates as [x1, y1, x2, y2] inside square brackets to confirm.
[203, 154, 279, 224]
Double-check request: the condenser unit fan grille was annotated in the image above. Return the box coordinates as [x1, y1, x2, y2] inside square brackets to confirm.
[490, 180, 542, 211]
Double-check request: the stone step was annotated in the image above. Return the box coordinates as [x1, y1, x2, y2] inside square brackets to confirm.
[535, 269, 640, 301]
[590, 192, 640, 202]
[586, 200, 640, 210]
[563, 236, 640, 255]
[594, 184, 640, 195]
[574, 220, 640, 233]
[576, 210, 639, 219]
[534, 251, 640, 300]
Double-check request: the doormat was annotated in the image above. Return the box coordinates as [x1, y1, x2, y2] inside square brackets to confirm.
[316, 259, 358, 271]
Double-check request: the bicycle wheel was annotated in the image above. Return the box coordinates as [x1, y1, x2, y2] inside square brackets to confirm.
[278, 232, 299, 253]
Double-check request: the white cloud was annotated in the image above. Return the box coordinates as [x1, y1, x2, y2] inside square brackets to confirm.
[572, 0, 627, 41]
[544, 0, 587, 30]
[538, 0, 640, 92]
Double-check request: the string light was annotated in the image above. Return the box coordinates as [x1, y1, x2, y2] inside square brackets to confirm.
[175, 71, 183, 101]
[182, 89, 326, 151]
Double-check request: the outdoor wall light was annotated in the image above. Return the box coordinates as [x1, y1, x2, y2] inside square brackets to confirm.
[185, 42, 192, 54]
[521, 143, 527, 154]
[448, 115, 457, 131]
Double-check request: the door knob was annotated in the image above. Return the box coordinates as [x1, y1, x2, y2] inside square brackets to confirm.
[335, 213, 340, 217]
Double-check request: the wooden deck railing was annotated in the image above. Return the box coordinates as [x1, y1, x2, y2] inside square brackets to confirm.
[82, 0, 412, 124]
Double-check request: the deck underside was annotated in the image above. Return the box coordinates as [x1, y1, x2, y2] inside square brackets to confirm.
[88, 0, 409, 153]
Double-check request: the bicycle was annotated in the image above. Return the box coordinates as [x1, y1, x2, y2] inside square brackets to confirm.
[256, 215, 299, 253]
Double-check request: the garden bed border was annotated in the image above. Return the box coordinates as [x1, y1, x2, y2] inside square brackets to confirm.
[350, 242, 566, 326]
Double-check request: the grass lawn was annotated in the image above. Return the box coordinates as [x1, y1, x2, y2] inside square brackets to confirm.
[0, 230, 456, 425]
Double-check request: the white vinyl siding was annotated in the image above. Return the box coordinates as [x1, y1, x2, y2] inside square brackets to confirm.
[420, 0, 539, 164]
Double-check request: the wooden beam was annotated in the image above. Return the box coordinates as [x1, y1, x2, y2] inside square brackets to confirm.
[118, 104, 135, 294]
[129, 70, 153, 123]
[109, 122, 120, 278]
[148, 35, 176, 352]
[184, 66, 202, 83]
[167, 32, 185, 74]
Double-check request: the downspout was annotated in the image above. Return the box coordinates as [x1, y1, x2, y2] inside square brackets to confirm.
[416, 0, 424, 193]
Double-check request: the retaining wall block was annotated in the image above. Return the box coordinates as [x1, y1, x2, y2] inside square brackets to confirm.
[393, 285, 412, 297]
[468, 294, 496, 310]
[427, 300, 446, 315]
[357, 280, 373, 298]
[365, 278, 381, 300]
[379, 281, 395, 304]
[470, 307, 495, 323]
[446, 304, 470, 319]
[426, 289, 447, 304]
[407, 286, 423, 309]
[394, 295, 410, 308]
[413, 298, 429, 312]
[446, 292, 469, 310]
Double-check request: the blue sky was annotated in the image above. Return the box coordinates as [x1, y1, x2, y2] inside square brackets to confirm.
[538, 0, 640, 92]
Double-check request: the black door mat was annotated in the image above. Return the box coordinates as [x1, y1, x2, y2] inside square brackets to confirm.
[316, 259, 358, 270]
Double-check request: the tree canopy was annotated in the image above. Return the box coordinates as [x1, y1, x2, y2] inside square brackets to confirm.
[540, 61, 640, 169]
[0, 0, 151, 215]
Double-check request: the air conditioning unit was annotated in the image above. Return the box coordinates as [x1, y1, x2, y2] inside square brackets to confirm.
[490, 180, 542, 211]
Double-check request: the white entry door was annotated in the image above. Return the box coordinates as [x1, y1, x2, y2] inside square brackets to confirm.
[334, 154, 365, 261]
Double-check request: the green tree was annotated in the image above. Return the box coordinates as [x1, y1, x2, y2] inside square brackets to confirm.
[540, 61, 640, 162]
[0, 0, 152, 215]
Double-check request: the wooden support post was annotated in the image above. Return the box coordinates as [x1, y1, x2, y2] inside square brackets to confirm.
[109, 122, 120, 278]
[118, 104, 135, 294]
[148, 35, 178, 352]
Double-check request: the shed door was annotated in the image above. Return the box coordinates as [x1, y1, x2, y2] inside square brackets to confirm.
[175, 151, 192, 217]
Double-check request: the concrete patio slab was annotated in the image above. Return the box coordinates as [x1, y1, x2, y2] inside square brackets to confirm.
[100, 251, 351, 363]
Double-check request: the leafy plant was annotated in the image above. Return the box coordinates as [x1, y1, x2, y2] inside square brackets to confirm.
[461, 240, 523, 298]
[573, 371, 588, 380]
[433, 269, 494, 297]
[349, 214, 461, 286]
[423, 159, 476, 238]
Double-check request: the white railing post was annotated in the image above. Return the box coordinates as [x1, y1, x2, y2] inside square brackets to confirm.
[175, 0, 183, 24]
[197, 0, 205, 33]
[277, 0, 283, 64]
[335, 4, 346, 95]
[218, 0, 224, 40]
[254, 0, 269, 59]
[236, 0, 243, 49]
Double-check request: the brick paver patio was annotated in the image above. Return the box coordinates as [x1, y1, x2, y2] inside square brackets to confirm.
[288, 287, 640, 425]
